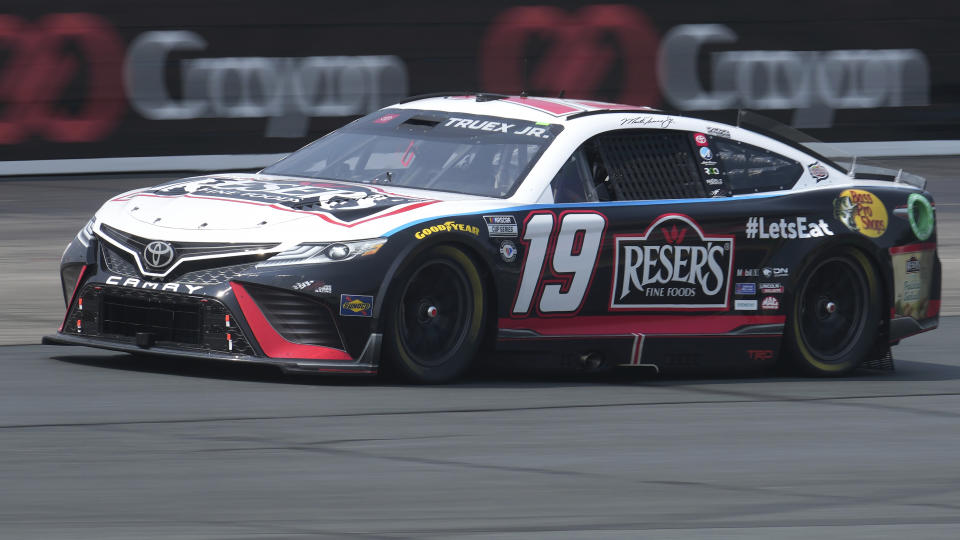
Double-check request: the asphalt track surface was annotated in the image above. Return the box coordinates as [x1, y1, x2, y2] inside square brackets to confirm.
[0, 158, 958, 538]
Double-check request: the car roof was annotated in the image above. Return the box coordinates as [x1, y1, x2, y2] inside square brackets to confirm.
[391, 93, 660, 124]
[390, 93, 848, 174]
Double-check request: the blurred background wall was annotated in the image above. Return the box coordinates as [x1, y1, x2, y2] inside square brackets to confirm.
[1, 0, 957, 162]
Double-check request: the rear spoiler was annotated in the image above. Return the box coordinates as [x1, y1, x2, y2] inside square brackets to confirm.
[848, 157, 927, 190]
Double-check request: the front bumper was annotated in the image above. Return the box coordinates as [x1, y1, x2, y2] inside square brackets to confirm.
[49, 236, 386, 374]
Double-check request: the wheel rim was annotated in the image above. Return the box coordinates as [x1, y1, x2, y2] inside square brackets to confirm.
[797, 256, 869, 361]
[397, 259, 472, 367]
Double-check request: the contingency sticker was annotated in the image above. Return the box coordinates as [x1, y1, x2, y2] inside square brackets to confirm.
[891, 245, 936, 319]
[340, 294, 374, 317]
[484, 215, 519, 237]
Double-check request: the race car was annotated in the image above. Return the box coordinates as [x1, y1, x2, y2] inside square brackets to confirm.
[45, 94, 941, 382]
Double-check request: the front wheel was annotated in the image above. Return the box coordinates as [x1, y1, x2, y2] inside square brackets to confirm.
[383, 245, 486, 383]
[784, 249, 882, 376]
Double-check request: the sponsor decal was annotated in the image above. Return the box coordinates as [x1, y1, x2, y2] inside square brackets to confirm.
[736, 268, 759, 277]
[759, 283, 784, 294]
[414, 220, 481, 240]
[148, 177, 428, 224]
[833, 189, 888, 238]
[735, 283, 756, 295]
[891, 245, 935, 319]
[693, 133, 709, 146]
[611, 214, 733, 310]
[699, 147, 713, 160]
[340, 294, 373, 317]
[747, 349, 774, 361]
[618, 116, 674, 128]
[105, 275, 203, 294]
[314, 283, 333, 294]
[291, 280, 314, 291]
[483, 215, 519, 237]
[762, 267, 789, 278]
[703, 166, 721, 175]
[706, 126, 731, 138]
[705, 178, 724, 185]
[808, 162, 829, 181]
[761, 296, 780, 310]
[373, 113, 400, 124]
[143, 240, 175, 270]
[745, 216, 833, 239]
[906, 256, 920, 274]
[735, 299, 758, 311]
[499, 240, 518, 263]
[443, 117, 550, 138]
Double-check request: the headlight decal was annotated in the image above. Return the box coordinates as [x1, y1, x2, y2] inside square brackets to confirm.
[257, 238, 387, 268]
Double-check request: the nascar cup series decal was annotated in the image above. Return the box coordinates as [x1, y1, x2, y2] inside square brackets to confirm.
[483, 215, 519, 237]
[340, 294, 373, 317]
[833, 189, 888, 238]
[611, 214, 732, 310]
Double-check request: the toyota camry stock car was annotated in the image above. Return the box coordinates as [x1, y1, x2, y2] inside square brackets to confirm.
[44, 94, 941, 382]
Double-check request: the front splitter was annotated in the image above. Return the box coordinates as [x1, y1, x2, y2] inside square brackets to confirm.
[42, 333, 380, 375]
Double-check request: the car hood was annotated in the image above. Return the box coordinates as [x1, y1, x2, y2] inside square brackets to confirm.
[93, 173, 523, 245]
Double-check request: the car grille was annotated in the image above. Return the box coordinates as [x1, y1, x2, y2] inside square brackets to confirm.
[243, 283, 345, 350]
[63, 285, 254, 356]
[96, 224, 279, 279]
[101, 243, 138, 276]
[101, 293, 202, 344]
[100, 243, 262, 285]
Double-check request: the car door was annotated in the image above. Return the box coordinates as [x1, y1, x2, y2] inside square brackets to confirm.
[510, 127, 804, 326]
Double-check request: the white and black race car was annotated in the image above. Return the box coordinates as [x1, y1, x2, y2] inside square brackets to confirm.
[46, 94, 941, 382]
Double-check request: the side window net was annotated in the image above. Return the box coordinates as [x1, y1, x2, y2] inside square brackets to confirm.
[593, 131, 706, 200]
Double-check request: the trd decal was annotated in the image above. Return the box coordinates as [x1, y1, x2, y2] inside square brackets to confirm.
[611, 214, 733, 310]
[512, 211, 607, 315]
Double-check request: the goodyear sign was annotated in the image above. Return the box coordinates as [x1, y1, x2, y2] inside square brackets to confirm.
[414, 221, 480, 240]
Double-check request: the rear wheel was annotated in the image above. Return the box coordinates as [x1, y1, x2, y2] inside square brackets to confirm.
[383, 245, 485, 383]
[785, 249, 881, 375]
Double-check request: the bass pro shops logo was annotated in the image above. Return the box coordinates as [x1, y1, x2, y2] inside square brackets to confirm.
[611, 214, 733, 310]
[833, 189, 888, 238]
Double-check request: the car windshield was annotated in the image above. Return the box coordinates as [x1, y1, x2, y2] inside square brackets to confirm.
[263, 109, 563, 198]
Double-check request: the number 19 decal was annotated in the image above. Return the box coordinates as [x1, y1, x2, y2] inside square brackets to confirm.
[512, 211, 607, 315]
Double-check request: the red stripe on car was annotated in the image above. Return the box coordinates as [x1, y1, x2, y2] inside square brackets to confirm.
[499, 314, 786, 336]
[231, 282, 353, 361]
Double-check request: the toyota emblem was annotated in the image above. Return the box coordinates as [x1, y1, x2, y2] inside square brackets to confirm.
[143, 241, 175, 269]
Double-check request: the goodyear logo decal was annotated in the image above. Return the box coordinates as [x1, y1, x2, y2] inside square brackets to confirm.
[340, 294, 373, 317]
[414, 220, 480, 240]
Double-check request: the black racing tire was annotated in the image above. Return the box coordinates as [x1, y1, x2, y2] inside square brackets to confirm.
[784, 248, 882, 376]
[383, 245, 486, 383]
